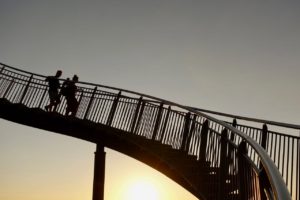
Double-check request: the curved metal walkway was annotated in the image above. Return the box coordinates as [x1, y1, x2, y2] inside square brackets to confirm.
[0, 63, 295, 200]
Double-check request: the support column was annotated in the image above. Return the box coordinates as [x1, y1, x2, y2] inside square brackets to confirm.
[92, 144, 106, 200]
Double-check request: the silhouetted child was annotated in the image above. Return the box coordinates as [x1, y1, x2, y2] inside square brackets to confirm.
[62, 75, 79, 116]
[45, 70, 62, 112]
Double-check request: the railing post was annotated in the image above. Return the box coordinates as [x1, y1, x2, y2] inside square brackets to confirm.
[219, 128, 228, 200]
[20, 74, 33, 104]
[230, 118, 237, 141]
[152, 103, 164, 140]
[186, 114, 196, 151]
[133, 101, 146, 134]
[106, 91, 121, 126]
[260, 124, 268, 150]
[130, 97, 143, 133]
[84, 87, 97, 120]
[159, 106, 171, 142]
[199, 120, 209, 161]
[238, 140, 247, 200]
[180, 112, 191, 151]
[258, 124, 271, 200]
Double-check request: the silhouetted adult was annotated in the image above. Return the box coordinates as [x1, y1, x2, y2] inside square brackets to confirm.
[45, 70, 62, 112]
[62, 75, 79, 117]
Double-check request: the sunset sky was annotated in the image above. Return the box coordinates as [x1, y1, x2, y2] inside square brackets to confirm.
[1, 1, 300, 200]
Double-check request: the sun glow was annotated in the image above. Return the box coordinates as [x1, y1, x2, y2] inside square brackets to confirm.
[123, 180, 160, 200]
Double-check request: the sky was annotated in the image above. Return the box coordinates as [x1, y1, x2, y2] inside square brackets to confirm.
[0, 1, 300, 200]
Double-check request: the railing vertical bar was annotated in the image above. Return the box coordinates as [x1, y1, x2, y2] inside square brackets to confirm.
[152, 103, 164, 140]
[90, 95, 99, 122]
[144, 104, 152, 137]
[249, 128, 255, 161]
[119, 99, 128, 129]
[113, 98, 123, 128]
[96, 95, 105, 122]
[290, 138, 294, 196]
[211, 125, 218, 167]
[76, 90, 84, 118]
[167, 112, 176, 145]
[106, 91, 121, 126]
[130, 97, 142, 133]
[128, 99, 138, 130]
[167, 111, 176, 145]
[2, 79, 14, 99]
[174, 113, 181, 148]
[133, 101, 145, 135]
[199, 120, 209, 161]
[174, 113, 182, 148]
[144, 104, 153, 138]
[90, 96, 100, 122]
[94, 95, 105, 123]
[286, 136, 290, 190]
[282, 135, 286, 177]
[120, 98, 128, 130]
[97, 95, 108, 123]
[29, 87, 38, 107]
[209, 123, 217, 163]
[186, 114, 196, 153]
[218, 128, 227, 200]
[20, 75, 33, 104]
[141, 103, 149, 137]
[238, 140, 247, 200]
[150, 105, 159, 138]
[164, 111, 172, 145]
[195, 123, 201, 159]
[103, 95, 113, 124]
[123, 99, 134, 131]
[159, 106, 171, 143]
[169, 112, 177, 147]
[123, 98, 133, 130]
[274, 134, 278, 166]
[296, 139, 300, 199]
[175, 114, 184, 149]
[210, 124, 217, 166]
[30, 87, 38, 107]
[104, 95, 114, 123]
[117, 98, 127, 128]
[269, 133, 274, 161]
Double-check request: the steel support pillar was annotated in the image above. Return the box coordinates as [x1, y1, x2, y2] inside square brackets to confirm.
[92, 144, 106, 200]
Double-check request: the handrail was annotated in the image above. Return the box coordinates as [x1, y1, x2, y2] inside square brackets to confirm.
[188, 106, 300, 131]
[187, 106, 299, 200]
[0, 62, 292, 199]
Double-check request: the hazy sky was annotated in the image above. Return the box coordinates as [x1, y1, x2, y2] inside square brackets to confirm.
[1, 1, 299, 200]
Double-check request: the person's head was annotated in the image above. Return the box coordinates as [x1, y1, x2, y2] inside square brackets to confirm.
[55, 70, 62, 77]
[72, 75, 79, 82]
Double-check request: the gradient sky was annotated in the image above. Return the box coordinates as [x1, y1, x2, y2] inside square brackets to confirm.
[1, 1, 300, 200]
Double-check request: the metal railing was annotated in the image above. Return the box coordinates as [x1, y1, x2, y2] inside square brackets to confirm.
[0, 62, 292, 200]
[189, 106, 300, 200]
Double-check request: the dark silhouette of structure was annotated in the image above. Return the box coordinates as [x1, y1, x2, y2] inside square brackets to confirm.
[0, 63, 298, 200]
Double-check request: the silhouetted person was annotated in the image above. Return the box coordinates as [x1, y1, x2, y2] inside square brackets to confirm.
[45, 70, 62, 112]
[60, 77, 70, 96]
[62, 75, 79, 117]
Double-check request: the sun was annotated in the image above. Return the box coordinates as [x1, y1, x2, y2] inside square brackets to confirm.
[124, 180, 160, 200]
